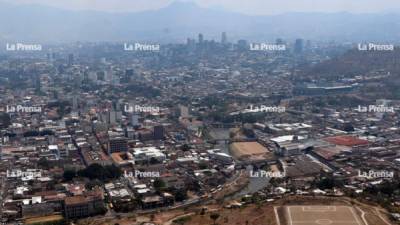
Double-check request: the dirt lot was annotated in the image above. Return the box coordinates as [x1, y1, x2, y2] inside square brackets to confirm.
[77, 196, 396, 225]
[283, 205, 362, 225]
[165, 204, 277, 225]
[274, 196, 395, 225]
[230, 142, 269, 156]
[230, 141, 273, 162]
[25, 215, 64, 224]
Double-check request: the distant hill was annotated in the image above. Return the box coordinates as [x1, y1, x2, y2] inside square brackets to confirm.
[297, 48, 400, 99]
[301, 48, 400, 79]
[1, 1, 400, 43]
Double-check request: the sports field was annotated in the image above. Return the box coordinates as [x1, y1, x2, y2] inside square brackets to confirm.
[283, 205, 364, 225]
[230, 141, 271, 161]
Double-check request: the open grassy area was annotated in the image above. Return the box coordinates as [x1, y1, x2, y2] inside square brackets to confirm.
[25, 214, 64, 225]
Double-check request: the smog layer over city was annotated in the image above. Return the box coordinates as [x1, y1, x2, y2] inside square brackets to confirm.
[1, 1, 400, 225]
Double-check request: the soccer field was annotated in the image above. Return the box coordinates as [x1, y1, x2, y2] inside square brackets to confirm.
[285, 205, 364, 225]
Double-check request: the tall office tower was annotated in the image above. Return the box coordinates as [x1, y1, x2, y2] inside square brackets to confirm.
[294, 39, 304, 54]
[68, 53, 74, 66]
[105, 69, 114, 82]
[306, 40, 312, 49]
[237, 39, 248, 50]
[83, 70, 89, 82]
[198, 33, 204, 44]
[72, 95, 78, 112]
[0, 112, 11, 129]
[108, 137, 128, 154]
[122, 68, 134, 82]
[186, 38, 196, 50]
[221, 32, 227, 44]
[116, 111, 122, 122]
[35, 74, 41, 93]
[179, 105, 190, 118]
[109, 111, 117, 124]
[131, 114, 140, 127]
[153, 125, 165, 140]
[97, 71, 105, 81]
[276, 38, 284, 45]
[126, 69, 134, 77]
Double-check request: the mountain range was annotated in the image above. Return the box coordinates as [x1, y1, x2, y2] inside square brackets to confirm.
[0, 1, 400, 43]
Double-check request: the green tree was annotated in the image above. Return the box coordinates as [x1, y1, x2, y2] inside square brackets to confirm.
[85, 179, 103, 190]
[343, 123, 355, 132]
[149, 157, 160, 164]
[63, 169, 76, 181]
[199, 162, 208, 170]
[37, 157, 50, 169]
[78, 163, 122, 181]
[210, 213, 220, 225]
[0, 112, 11, 128]
[174, 189, 188, 202]
[181, 144, 191, 151]
[153, 178, 166, 191]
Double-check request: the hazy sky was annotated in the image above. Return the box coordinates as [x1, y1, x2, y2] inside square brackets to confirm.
[2, 0, 400, 15]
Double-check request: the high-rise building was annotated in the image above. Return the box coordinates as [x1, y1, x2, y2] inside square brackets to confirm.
[198, 33, 204, 44]
[237, 40, 248, 50]
[108, 137, 128, 154]
[122, 68, 134, 82]
[294, 39, 304, 54]
[131, 114, 140, 127]
[276, 38, 285, 45]
[0, 112, 11, 129]
[68, 53, 74, 66]
[109, 111, 116, 124]
[221, 32, 227, 44]
[35, 74, 41, 93]
[125, 69, 133, 77]
[186, 38, 196, 50]
[179, 105, 190, 118]
[306, 40, 312, 49]
[72, 95, 78, 112]
[83, 70, 89, 82]
[97, 71, 105, 81]
[153, 125, 165, 140]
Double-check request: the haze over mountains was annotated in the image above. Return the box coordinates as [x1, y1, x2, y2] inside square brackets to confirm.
[0, 0, 400, 44]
